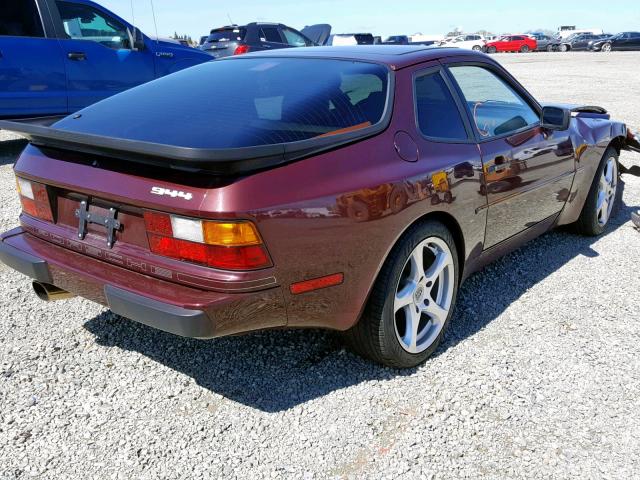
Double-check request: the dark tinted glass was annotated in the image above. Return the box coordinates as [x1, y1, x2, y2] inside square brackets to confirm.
[0, 1, 44, 37]
[59, 58, 390, 148]
[415, 71, 467, 140]
[207, 28, 246, 42]
[260, 27, 282, 43]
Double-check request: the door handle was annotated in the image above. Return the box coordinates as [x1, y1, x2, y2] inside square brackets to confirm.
[67, 52, 87, 61]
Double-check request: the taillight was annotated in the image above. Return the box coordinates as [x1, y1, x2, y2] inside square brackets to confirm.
[233, 44, 250, 55]
[143, 211, 271, 271]
[16, 177, 54, 222]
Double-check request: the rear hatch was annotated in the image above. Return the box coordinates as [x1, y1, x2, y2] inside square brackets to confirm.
[300, 24, 332, 46]
[202, 27, 246, 58]
[3, 56, 391, 282]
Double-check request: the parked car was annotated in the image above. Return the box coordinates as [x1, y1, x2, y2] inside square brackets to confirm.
[590, 32, 640, 52]
[1, 46, 639, 368]
[201, 23, 330, 58]
[530, 33, 554, 51]
[382, 35, 409, 45]
[555, 28, 603, 40]
[0, 0, 212, 123]
[328, 33, 374, 46]
[438, 34, 486, 51]
[559, 33, 612, 51]
[485, 35, 537, 53]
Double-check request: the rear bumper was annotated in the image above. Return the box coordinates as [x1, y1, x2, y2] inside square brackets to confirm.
[0, 228, 286, 338]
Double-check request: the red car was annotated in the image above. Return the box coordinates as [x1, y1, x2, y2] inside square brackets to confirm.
[485, 35, 537, 53]
[1, 46, 639, 368]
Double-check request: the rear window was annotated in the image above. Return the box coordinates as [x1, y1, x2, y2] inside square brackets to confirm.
[207, 28, 246, 43]
[62, 58, 391, 149]
[354, 34, 374, 45]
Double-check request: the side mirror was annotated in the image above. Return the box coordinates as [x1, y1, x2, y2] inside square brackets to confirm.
[541, 106, 571, 131]
[128, 27, 145, 51]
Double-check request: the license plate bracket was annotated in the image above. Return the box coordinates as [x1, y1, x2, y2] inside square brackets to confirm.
[75, 200, 121, 248]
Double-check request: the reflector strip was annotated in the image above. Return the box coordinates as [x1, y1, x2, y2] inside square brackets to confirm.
[290, 273, 344, 295]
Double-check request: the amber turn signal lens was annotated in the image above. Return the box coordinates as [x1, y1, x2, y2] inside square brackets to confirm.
[203, 221, 261, 246]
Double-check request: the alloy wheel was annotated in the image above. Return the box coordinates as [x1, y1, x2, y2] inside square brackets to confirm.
[393, 237, 455, 354]
[597, 156, 618, 226]
[602, 43, 612, 52]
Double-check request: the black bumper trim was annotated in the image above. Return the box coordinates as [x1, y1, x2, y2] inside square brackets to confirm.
[104, 285, 214, 338]
[0, 240, 52, 283]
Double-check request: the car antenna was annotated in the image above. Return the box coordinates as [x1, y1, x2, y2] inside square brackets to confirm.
[129, 0, 135, 26]
[150, 0, 159, 44]
[227, 13, 235, 26]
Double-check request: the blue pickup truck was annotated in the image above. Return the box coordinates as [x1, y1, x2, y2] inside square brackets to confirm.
[1, 0, 212, 123]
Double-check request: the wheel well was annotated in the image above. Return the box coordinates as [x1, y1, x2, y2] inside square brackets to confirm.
[399, 211, 466, 282]
[609, 136, 626, 156]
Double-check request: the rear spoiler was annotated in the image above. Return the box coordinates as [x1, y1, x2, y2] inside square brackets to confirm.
[0, 119, 386, 175]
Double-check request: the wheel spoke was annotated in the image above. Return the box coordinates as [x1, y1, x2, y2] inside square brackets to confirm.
[425, 250, 451, 283]
[597, 190, 607, 216]
[424, 300, 448, 324]
[402, 305, 421, 352]
[409, 246, 424, 282]
[394, 282, 415, 311]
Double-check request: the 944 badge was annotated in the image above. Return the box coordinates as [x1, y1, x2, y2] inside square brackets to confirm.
[150, 187, 193, 201]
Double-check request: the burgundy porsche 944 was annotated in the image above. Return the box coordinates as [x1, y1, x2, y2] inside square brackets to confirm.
[1, 46, 639, 368]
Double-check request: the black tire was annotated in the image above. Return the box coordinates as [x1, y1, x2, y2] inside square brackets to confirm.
[472, 45, 482, 51]
[601, 43, 612, 53]
[487, 46, 497, 54]
[520, 45, 530, 53]
[546, 44, 554, 52]
[342, 221, 459, 368]
[560, 44, 569, 52]
[573, 147, 620, 236]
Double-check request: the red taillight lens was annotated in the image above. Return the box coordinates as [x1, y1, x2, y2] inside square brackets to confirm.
[143, 211, 173, 236]
[16, 177, 54, 222]
[144, 211, 271, 271]
[233, 44, 250, 55]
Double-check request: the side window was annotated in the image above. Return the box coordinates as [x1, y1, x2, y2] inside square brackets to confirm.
[282, 28, 310, 47]
[260, 26, 283, 43]
[415, 70, 468, 140]
[56, 1, 130, 49]
[0, 1, 45, 37]
[449, 65, 539, 138]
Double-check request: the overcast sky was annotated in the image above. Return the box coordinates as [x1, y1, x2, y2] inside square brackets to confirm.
[99, 0, 640, 39]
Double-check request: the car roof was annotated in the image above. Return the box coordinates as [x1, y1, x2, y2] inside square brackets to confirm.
[232, 45, 488, 69]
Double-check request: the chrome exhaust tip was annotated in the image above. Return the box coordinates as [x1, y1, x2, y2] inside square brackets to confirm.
[32, 282, 75, 302]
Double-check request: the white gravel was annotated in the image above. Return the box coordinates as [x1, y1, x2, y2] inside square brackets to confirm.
[1, 53, 640, 480]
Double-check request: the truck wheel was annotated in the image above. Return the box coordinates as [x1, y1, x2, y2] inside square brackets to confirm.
[342, 221, 459, 368]
[574, 147, 619, 236]
[520, 45, 530, 53]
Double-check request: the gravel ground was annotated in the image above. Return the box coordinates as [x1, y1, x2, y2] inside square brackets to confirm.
[1, 53, 640, 480]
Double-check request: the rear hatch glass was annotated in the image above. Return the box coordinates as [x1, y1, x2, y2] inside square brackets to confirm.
[203, 27, 246, 50]
[52, 58, 391, 149]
